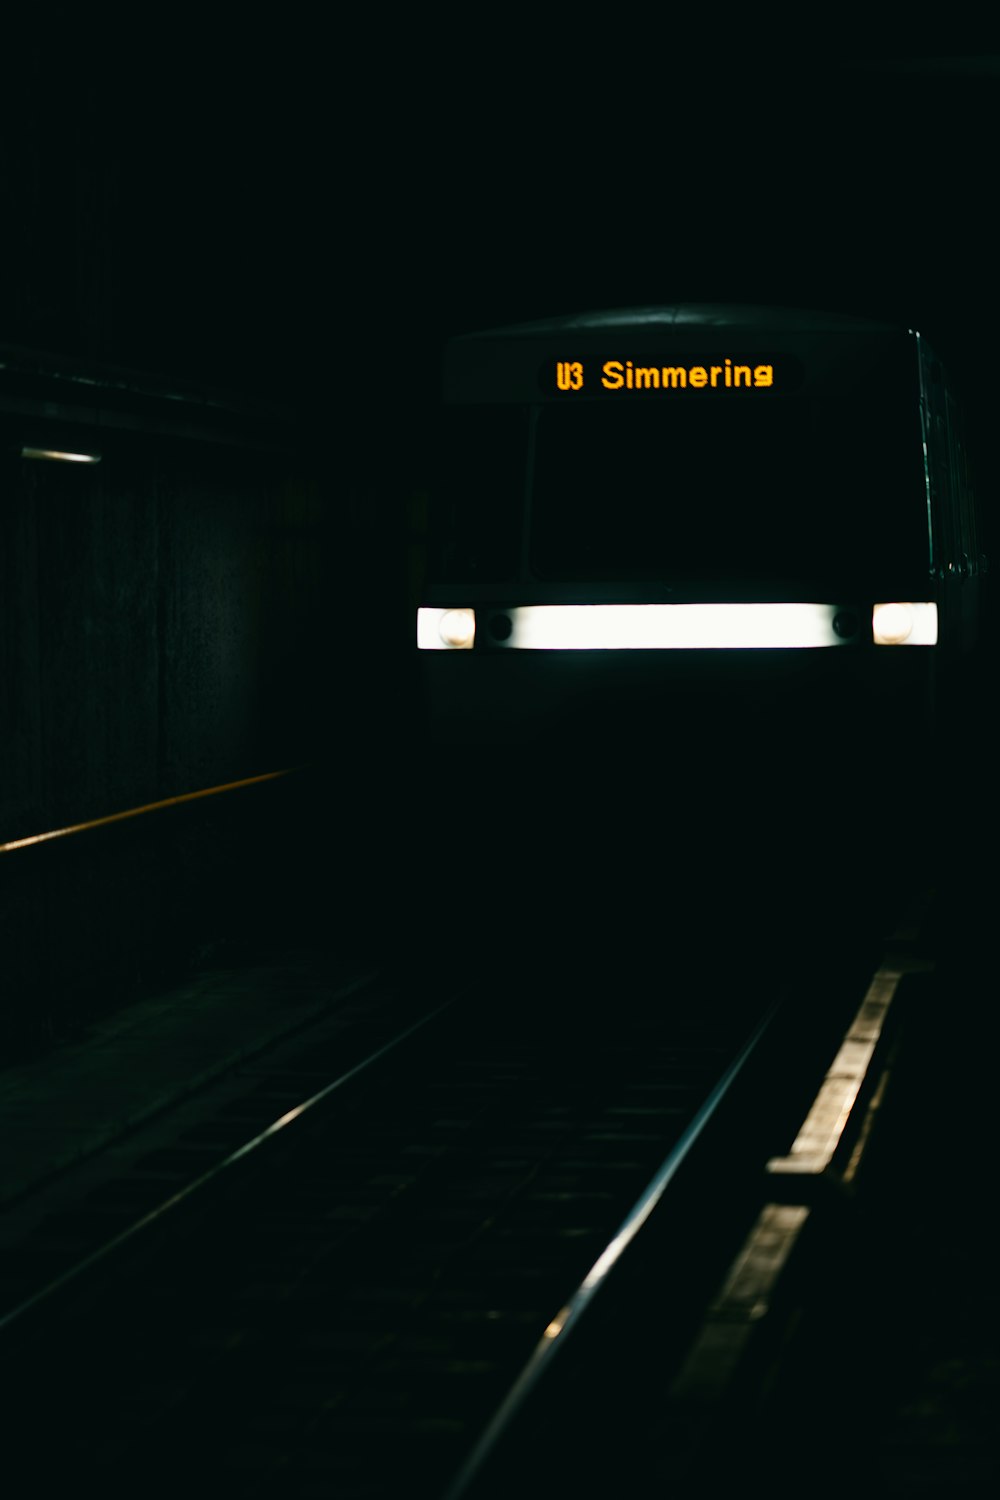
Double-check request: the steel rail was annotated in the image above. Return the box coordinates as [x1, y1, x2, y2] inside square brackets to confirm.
[0, 993, 458, 1335]
[443, 996, 782, 1500]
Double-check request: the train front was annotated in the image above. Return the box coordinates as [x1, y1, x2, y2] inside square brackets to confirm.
[413, 306, 955, 961]
[422, 308, 941, 750]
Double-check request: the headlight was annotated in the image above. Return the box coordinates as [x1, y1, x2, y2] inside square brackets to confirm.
[417, 607, 476, 650]
[872, 603, 938, 646]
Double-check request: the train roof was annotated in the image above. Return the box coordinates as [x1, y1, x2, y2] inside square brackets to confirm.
[454, 304, 910, 340]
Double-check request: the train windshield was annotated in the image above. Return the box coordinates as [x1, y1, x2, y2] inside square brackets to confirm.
[433, 337, 928, 592]
[531, 384, 927, 590]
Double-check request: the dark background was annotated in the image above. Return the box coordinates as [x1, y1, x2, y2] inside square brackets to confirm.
[4, 27, 999, 509]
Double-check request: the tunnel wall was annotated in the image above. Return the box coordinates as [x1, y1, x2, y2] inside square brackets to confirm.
[0, 407, 396, 1057]
[0, 432, 337, 842]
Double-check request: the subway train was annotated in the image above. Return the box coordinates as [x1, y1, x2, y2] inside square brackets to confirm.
[417, 304, 983, 734]
[411, 305, 986, 943]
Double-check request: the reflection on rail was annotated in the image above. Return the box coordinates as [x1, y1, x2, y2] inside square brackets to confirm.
[444, 998, 781, 1500]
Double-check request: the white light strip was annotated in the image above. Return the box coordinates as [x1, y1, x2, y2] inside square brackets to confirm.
[418, 602, 943, 650]
[20, 447, 102, 464]
[507, 604, 854, 649]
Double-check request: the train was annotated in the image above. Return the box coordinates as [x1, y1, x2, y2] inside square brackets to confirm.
[415, 305, 985, 751]
[410, 305, 987, 957]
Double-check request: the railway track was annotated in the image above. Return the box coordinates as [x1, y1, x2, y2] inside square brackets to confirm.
[1, 923, 894, 1499]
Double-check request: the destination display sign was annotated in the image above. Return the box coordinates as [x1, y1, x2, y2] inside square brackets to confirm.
[539, 354, 804, 398]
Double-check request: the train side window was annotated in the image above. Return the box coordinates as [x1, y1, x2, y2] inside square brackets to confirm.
[948, 390, 981, 576]
[930, 406, 959, 569]
[962, 442, 981, 568]
[945, 393, 968, 563]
